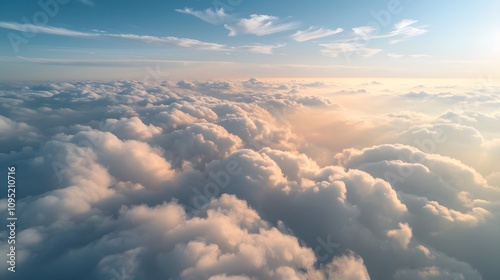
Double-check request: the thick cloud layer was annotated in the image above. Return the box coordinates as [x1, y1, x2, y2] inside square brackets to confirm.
[0, 79, 499, 280]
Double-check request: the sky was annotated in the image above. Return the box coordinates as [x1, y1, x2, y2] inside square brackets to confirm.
[1, 2, 500, 280]
[0, 0, 499, 81]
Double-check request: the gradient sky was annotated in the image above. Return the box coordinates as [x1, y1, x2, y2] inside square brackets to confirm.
[0, 0, 499, 81]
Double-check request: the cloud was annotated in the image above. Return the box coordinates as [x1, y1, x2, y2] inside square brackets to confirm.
[315, 19, 428, 58]
[224, 14, 300, 36]
[0, 115, 39, 143]
[409, 54, 431, 58]
[0, 22, 94, 37]
[387, 223, 413, 249]
[352, 26, 377, 40]
[232, 43, 286, 54]
[487, 172, 500, 187]
[387, 53, 404, 59]
[0, 22, 226, 51]
[394, 266, 474, 280]
[1, 80, 499, 280]
[319, 42, 382, 58]
[176, 8, 233, 25]
[0, 22, 290, 54]
[352, 19, 429, 43]
[102, 117, 162, 141]
[387, 53, 431, 59]
[290, 27, 343, 42]
[323, 253, 371, 280]
[155, 122, 243, 170]
[105, 33, 227, 50]
[388, 19, 429, 43]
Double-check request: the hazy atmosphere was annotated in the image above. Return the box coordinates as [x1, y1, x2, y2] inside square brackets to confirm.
[1, 1, 499, 280]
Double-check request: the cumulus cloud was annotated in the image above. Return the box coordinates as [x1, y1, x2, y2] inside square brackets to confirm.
[387, 223, 412, 249]
[0, 79, 499, 280]
[324, 253, 371, 280]
[102, 117, 162, 140]
[157, 122, 243, 170]
[0, 115, 39, 147]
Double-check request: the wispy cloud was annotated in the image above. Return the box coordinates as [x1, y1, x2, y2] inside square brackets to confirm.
[387, 53, 404, 59]
[319, 42, 382, 58]
[352, 26, 377, 40]
[177, 8, 300, 38]
[106, 34, 226, 50]
[290, 26, 343, 42]
[0, 22, 226, 51]
[13, 56, 238, 67]
[409, 53, 431, 58]
[0, 21, 287, 54]
[175, 7, 233, 25]
[224, 14, 300, 36]
[387, 53, 432, 59]
[0, 22, 95, 37]
[319, 19, 428, 58]
[232, 43, 286, 54]
[388, 19, 429, 43]
[352, 19, 428, 43]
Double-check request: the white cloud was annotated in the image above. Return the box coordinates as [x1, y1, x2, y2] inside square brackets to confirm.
[352, 19, 429, 43]
[387, 53, 404, 59]
[352, 26, 377, 39]
[156, 122, 243, 170]
[319, 42, 382, 58]
[0, 21, 94, 37]
[232, 43, 286, 54]
[1, 80, 499, 280]
[224, 14, 300, 36]
[323, 253, 371, 280]
[394, 19, 418, 30]
[290, 27, 343, 42]
[387, 53, 431, 59]
[0, 22, 292, 54]
[176, 8, 233, 25]
[0, 115, 38, 141]
[105, 33, 227, 50]
[0, 22, 226, 51]
[387, 223, 413, 249]
[388, 19, 429, 43]
[410, 54, 432, 58]
[102, 117, 162, 140]
[389, 19, 428, 43]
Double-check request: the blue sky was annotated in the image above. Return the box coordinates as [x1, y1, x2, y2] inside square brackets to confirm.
[0, 0, 499, 81]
